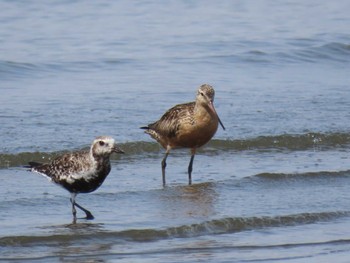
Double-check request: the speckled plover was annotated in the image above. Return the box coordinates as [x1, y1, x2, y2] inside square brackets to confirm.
[27, 136, 124, 223]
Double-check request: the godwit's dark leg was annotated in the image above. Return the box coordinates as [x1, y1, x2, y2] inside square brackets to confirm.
[161, 146, 171, 186]
[188, 148, 196, 185]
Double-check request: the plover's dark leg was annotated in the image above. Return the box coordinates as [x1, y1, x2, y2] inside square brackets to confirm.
[188, 149, 196, 185]
[161, 147, 171, 186]
[73, 202, 94, 220]
[70, 193, 78, 223]
[70, 193, 94, 221]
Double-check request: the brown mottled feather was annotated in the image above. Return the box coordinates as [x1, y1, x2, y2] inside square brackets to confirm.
[147, 102, 195, 139]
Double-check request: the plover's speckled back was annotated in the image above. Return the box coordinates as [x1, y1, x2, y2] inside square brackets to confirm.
[141, 84, 225, 185]
[28, 136, 124, 223]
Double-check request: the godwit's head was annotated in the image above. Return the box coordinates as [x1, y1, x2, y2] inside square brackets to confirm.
[196, 84, 225, 130]
[91, 136, 124, 158]
[197, 84, 215, 104]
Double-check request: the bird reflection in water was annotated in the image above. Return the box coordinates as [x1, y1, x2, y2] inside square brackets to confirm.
[159, 182, 218, 219]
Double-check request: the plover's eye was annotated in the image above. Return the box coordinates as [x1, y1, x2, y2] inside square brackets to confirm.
[99, 141, 105, 146]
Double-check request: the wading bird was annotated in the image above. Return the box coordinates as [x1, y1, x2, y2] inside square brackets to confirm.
[141, 84, 225, 185]
[27, 136, 124, 223]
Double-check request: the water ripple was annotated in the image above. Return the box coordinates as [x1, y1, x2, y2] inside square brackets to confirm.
[1, 211, 348, 247]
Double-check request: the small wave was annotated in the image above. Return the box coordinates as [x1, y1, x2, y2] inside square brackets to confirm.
[255, 170, 350, 180]
[0, 60, 73, 79]
[0, 59, 131, 79]
[208, 132, 350, 151]
[0, 61, 41, 78]
[198, 41, 350, 65]
[0, 151, 66, 169]
[1, 132, 350, 168]
[164, 211, 350, 239]
[1, 211, 348, 247]
[272, 42, 350, 64]
[292, 42, 350, 63]
[222, 41, 350, 64]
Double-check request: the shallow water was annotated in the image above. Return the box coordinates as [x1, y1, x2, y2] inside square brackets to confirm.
[1, 0, 350, 262]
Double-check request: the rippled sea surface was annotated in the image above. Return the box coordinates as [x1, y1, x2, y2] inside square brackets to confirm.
[1, 1, 350, 262]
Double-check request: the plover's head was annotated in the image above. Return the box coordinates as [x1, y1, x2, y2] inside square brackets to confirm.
[196, 84, 225, 130]
[91, 136, 124, 157]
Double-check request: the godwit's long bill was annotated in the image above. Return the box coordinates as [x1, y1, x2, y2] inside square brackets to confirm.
[141, 84, 225, 185]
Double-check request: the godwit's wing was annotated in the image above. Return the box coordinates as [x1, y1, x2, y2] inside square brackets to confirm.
[143, 102, 195, 138]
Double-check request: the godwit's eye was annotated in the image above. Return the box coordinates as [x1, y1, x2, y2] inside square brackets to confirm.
[99, 141, 105, 146]
[200, 92, 204, 96]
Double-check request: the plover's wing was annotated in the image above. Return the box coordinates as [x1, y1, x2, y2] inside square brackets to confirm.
[29, 162, 55, 181]
[30, 150, 92, 182]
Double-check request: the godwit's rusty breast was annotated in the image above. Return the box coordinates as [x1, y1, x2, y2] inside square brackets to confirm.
[144, 84, 223, 149]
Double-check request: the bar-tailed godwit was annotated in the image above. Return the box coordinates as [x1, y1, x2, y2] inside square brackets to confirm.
[141, 84, 225, 185]
[27, 136, 124, 223]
